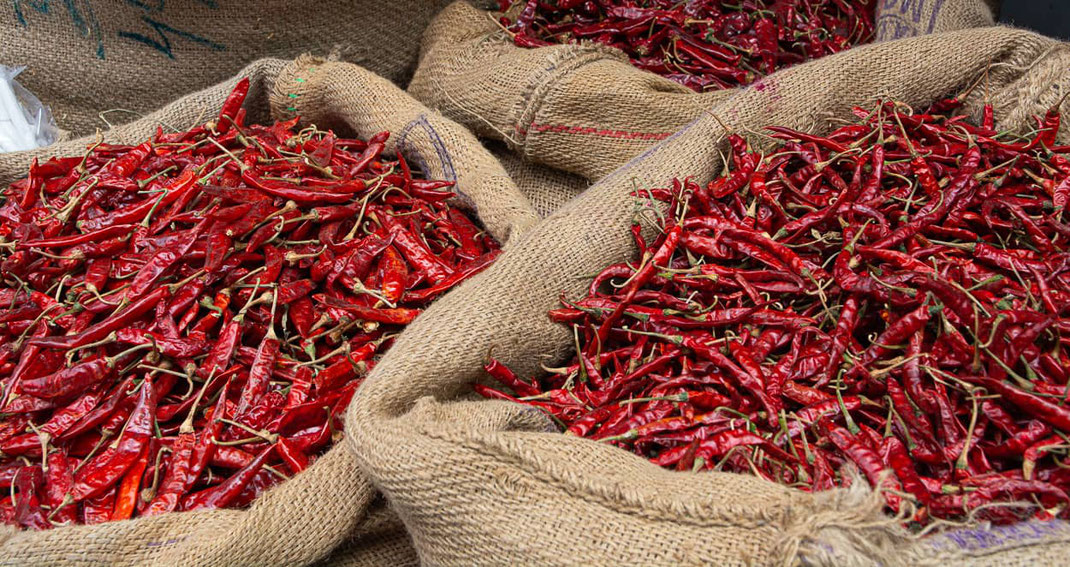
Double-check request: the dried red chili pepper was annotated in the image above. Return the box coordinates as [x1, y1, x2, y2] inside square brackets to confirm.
[480, 99, 1070, 526]
[501, 0, 874, 91]
[0, 79, 501, 527]
[71, 377, 156, 501]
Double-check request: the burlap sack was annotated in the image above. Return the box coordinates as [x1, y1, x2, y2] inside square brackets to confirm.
[313, 500, 419, 567]
[875, 0, 999, 41]
[350, 26, 1070, 566]
[490, 145, 588, 218]
[0, 0, 468, 137]
[409, 0, 1000, 183]
[0, 55, 537, 566]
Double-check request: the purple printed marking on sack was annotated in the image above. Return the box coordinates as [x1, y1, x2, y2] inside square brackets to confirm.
[925, 521, 1070, 553]
[397, 115, 473, 208]
[144, 535, 189, 548]
[797, 541, 848, 567]
[397, 115, 457, 184]
[750, 76, 783, 115]
[524, 406, 559, 432]
[875, 0, 946, 40]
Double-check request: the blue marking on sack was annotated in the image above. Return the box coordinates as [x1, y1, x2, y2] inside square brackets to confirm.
[398, 115, 457, 183]
[13, 0, 106, 58]
[12, 0, 225, 60]
[13, 0, 52, 26]
[118, 14, 225, 60]
[926, 520, 1070, 553]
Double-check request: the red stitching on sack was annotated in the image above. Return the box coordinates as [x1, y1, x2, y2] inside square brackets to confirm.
[521, 123, 672, 141]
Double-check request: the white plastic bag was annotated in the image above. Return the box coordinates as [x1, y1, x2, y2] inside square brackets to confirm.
[0, 66, 58, 152]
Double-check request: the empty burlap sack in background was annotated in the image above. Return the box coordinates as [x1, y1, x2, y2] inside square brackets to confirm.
[0, 55, 537, 566]
[351, 27, 1070, 566]
[0, 0, 464, 137]
[409, 0, 1000, 184]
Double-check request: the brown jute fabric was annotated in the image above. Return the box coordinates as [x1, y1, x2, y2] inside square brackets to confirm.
[351, 27, 1070, 566]
[312, 501, 419, 567]
[0, 0, 462, 137]
[491, 146, 589, 218]
[875, 0, 998, 41]
[0, 56, 537, 566]
[408, 0, 1000, 184]
[408, 1, 724, 182]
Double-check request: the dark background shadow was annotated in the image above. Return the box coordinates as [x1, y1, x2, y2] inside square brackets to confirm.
[999, 2, 1070, 41]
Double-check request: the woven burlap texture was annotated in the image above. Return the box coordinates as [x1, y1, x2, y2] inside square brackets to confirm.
[875, 0, 997, 41]
[0, 0, 466, 137]
[0, 55, 537, 566]
[491, 147, 588, 218]
[351, 26, 1070, 566]
[409, 0, 1002, 185]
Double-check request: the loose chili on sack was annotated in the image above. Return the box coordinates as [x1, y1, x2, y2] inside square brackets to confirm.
[0, 79, 500, 528]
[497, 0, 875, 91]
[479, 98, 1070, 527]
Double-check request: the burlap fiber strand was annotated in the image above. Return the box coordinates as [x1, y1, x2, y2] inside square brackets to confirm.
[0, 0, 470, 137]
[408, 0, 1000, 184]
[350, 26, 1070, 566]
[0, 55, 537, 566]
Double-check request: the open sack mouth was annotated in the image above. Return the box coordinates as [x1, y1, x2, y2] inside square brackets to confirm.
[495, 0, 877, 91]
[10, 0, 1070, 565]
[478, 96, 1070, 528]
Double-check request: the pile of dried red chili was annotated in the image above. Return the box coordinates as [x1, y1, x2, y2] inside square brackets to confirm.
[498, 0, 875, 91]
[480, 99, 1070, 526]
[0, 79, 499, 528]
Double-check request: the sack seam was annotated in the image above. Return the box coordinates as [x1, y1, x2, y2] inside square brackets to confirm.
[512, 46, 630, 154]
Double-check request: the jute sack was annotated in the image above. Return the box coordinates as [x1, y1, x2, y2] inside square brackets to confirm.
[0, 56, 537, 566]
[312, 500, 419, 567]
[408, 0, 999, 184]
[875, 0, 1000, 41]
[0, 0, 465, 137]
[490, 145, 589, 218]
[349, 26, 1070, 566]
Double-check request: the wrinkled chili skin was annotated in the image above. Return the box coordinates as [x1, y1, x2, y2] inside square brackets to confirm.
[501, 0, 875, 91]
[480, 99, 1070, 526]
[0, 80, 501, 527]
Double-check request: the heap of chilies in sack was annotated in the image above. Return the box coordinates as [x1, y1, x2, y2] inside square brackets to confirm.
[0, 79, 500, 528]
[481, 98, 1070, 526]
[499, 0, 875, 90]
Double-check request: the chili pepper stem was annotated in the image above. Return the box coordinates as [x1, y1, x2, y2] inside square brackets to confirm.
[63, 332, 119, 365]
[956, 393, 981, 472]
[219, 418, 277, 444]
